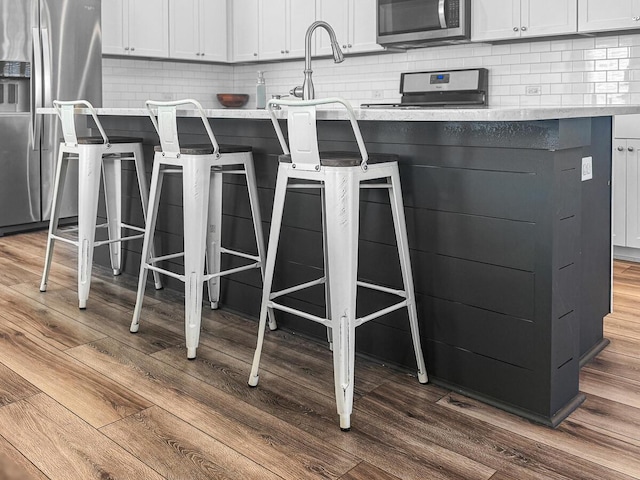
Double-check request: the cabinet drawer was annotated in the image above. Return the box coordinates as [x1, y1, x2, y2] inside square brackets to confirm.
[615, 114, 640, 138]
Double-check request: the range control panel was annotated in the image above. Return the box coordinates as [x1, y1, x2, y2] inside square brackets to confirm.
[401, 68, 487, 94]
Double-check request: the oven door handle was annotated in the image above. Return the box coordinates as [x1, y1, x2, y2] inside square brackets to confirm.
[438, 0, 447, 28]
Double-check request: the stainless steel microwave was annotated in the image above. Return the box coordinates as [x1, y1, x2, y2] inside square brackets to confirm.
[377, 0, 470, 48]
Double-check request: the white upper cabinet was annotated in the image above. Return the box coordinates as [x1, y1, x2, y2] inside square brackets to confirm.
[578, 0, 640, 33]
[258, 0, 287, 59]
[232, 0, 259, 62]
[316, 0, 382, 56]
[102, 0, 169, 58]
[170, 0, 227, 62]
[102, 0, 128, 54]
[288, 0, 317, 58]
[258, 0, 315, 60]
[472, 0, 577, 42]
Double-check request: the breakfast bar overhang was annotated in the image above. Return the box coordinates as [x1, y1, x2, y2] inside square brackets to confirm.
[50, 104, 640, 427]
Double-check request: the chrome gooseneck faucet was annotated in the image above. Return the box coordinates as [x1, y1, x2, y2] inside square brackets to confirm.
[290, 21, 344, 100]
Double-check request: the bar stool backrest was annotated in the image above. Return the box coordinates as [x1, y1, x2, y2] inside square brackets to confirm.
[145, 99, 220, 158]
[267, 97, 369, 170]
[53, 99, 108, 147]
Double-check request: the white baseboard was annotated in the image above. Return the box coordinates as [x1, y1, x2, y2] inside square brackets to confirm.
[613, 245, 640, 263]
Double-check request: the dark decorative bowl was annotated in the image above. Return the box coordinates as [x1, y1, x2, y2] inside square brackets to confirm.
[217, 93, 249, 108]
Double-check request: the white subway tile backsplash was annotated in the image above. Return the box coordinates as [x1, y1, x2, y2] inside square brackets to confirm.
[551, 83, 572, 94]
[562, 94, 583, 105]
[584, 49, 607, 60]
[596, 37, 619, 48]
[608, 47, 630, 59]
[103, 33, 640, 108]
[595, 82, 618, 93]
[595, 59, 619, 70]
[608, 70, 630, 82]
[541, 51, 562, 63]
[586, 71, 608, 82]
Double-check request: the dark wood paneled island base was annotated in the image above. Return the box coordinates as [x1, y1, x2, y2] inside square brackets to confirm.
[95, 112, 613, 427]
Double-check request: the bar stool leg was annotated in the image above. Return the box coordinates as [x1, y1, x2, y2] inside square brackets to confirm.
[248, 165, 289, 387]
[40, 149, 69, 293]
[131, 160, 163, 333]
[102, 156, 123, 276]
[324, 169, 360, 431]
[244, 156, 277, 331]
[132, 143, 163, 290]
[76, 147, 103, 309]
[388, 167, 428, 384]
[183, 160, 210, 359]
[206, 170, 223, 310]
[320, 186, 333, 350]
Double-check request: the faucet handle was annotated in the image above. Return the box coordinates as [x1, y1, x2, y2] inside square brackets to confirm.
[270, 94, 289, 110]
[290, 86, 303, 98]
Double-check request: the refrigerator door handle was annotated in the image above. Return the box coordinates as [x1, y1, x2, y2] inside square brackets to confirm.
[41, 28, 53, 107]
[31, 27, 43, 150]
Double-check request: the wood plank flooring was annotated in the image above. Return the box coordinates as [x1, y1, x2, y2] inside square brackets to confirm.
[0, 230, 639, 479]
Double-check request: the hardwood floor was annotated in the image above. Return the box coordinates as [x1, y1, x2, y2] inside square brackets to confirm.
[0, 230, 639, 479]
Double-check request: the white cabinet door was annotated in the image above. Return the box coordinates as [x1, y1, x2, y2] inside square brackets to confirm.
[317, 0, 380, 55]
[626, 140, 640, 248]
[102, 0, 128, 55]
[201, 0, 228, 62]
[316, 0, 349, 56]
[128, 0, 169, 58]
[472, 0, 520, 42]
[522, 0, 577, 37]
[233, 0, 259, 62]
[578, 0, 640, 33]
[349, 0, 383, 53]
[259, 0, 287, 60]
[102, 0, 168, 57]
[613, 141, 628, 247]
[288, 0, 316, 58]
[473, 0, 576, 41]
[171, 0, 227, 62]
[169, 0, 199, 60]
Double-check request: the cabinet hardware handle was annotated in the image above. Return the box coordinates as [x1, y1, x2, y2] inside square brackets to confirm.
[629, 146, 635, 152]
[253, 52, 258, 56]
[201, 53, 204, 56]
[130, 47, 135, 51]
[348, 44, 352, 48]
[343, 44, 347, 48]
[124, 47, 129, 50]
[513, 27, 519, 32]
[633, 16, 640, 21]
[285, 50, 289, 53]
[618, 146, 625, 151]
[521, 26, 527, 31]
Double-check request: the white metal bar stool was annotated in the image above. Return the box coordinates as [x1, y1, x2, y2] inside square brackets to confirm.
[40, 100, 162, 309]
[131, 99, 276, 359]
[248, 97, 428, 431]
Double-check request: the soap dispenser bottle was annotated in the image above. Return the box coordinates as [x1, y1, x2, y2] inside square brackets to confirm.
[256, 71, 266, 109]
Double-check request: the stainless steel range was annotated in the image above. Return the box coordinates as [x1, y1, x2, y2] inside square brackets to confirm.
[361, 68, 488, 109]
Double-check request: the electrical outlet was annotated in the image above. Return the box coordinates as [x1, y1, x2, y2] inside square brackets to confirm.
[372, 89, 383, 99]
[526, 85, 541, 96]
[582, 156, 593, 181]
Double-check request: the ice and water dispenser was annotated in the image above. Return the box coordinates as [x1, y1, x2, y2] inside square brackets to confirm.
[0, 61, 29, 113]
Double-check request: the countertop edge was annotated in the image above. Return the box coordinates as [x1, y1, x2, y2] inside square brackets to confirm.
[37, 105, 640, 122]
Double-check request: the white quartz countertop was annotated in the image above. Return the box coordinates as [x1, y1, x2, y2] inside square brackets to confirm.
[37, 104, 640, 122]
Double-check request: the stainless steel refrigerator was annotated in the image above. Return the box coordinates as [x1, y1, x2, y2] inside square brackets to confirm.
[0, 0, 102, 233]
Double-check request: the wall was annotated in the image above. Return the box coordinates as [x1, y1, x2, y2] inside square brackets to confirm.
[103, 32, 640, 108]
[102, 58, 233, 108]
